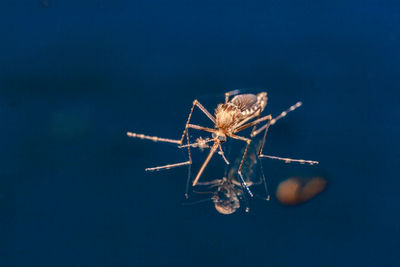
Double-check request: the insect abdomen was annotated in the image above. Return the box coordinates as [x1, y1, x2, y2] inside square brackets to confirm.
[237, 92, 267, 116]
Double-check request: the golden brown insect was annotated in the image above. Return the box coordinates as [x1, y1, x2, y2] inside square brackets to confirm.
[127, 90, 318, 197]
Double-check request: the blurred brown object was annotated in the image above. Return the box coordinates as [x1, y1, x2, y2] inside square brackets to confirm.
[276, 177, 327, 205]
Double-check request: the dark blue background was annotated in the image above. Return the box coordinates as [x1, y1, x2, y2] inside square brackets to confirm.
[1, 0, 399, 265]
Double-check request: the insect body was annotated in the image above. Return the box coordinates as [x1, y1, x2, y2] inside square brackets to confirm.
[213, 93, 267, 136]
[185, 92, 271, 194]
[127, 90, 318, 198]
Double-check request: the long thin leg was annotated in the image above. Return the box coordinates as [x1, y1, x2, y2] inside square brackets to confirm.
[184, 126, 192, 199]
[141, 127, 194, 172]
[259, 154, 319, 165]
[258, 156, 270, 200]
[127, 99, 216, 148]
[250, 137, 271, 200]
[185, 163, 191, 199]
[126, 132, 181, 144]
[254, 101, 296, 154]
[181, 100, 215, 197]
[128, 99, 217, 173]
[192, 100, 216, 124]
[254, 102, 319, 165]
[249, 136, 271, 200]
[145, 160, 192, 171]
[233, 114, 272, 134]
[228, 133, 251, 143]
[130, 129, 193, 172]
[231, 118, 270, 200]
[146, 126, 199, 172]
[196, 179, 222, 186]
[217, 143, 229, 165]
[257, 120, 272, 160]
[251, 101, 302, 137]
[233, 110, 261, 129]
[187, 124, 215, 134]
[233, 113, 272, 200]
[192, 142, 219, 186]
[229, 134, 254, 197]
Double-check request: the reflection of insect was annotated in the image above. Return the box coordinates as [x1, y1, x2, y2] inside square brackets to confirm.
[127, 90, 318, 197]
[196, 141, 262, 214]
[199, 177, 246, 215]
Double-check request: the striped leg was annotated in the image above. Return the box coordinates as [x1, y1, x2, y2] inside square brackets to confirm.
[127, 99, 217, 171]
[253, 102, 319, 165]
[127, 99, 217, 198]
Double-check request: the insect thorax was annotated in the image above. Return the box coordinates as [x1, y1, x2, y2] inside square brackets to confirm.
[214, 93, 267, 129]
[214, 104, 241, 129]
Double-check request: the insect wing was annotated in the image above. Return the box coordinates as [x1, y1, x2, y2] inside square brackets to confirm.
[230, 94, 258, 112]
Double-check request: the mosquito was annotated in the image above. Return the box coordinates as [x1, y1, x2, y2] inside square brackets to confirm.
[127, 90, 318, 198]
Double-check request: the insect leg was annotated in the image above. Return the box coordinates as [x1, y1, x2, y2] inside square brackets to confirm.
[128, 99, 217, 198]
[127, 98, 215, 153]
[191, 100, 216, 124]
[142, 128, 213, 171]
[233, 114, 272, 133]
[195, 179, 223, 186]
[129, 139, 189, 171]
[247, 116, 270, 200]
[259, 154, 319, 165]
[232, 115, 271, 200]
[180, 99, 217, 197]
[145, 161, 192, 171]
[228, 134, 254, 197]
[217, 143, 229, 165]
[126, 132, 181, 144]
[253, 103, 319, 165]
[127, 101, 198, 172]
[251, 101, 302, 137]
[257, 153, 271, 200]
[185, 163, 191, 199]
[192, 142, 219, 186]
[132, 102, 197, 172]
[249, 125, 271, 201]
[187, 124, 215, 133]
